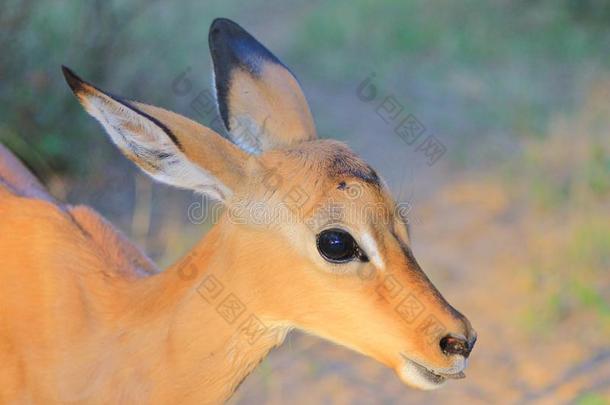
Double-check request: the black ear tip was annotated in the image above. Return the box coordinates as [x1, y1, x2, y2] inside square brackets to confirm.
[61, 65, 84, 93]
[210, 17, 239, 33]
[209, 17, 248, 44]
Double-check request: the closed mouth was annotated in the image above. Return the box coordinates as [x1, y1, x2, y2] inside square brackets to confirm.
[401, 355, 466, 386]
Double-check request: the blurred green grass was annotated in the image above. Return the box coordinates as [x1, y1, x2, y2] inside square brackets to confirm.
[577, 392, 610, 405]
[2, 0, 610, 178]
[512, 82, 610, 341]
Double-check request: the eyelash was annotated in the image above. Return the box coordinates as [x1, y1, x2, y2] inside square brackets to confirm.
[355, 245, 369, 262]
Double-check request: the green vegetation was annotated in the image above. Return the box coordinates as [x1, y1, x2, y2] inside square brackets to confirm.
[290, 0, 610, 142]
[514, 89, 610, 339]
[577, 392, 610, 405]
[3, 0, 610, 179]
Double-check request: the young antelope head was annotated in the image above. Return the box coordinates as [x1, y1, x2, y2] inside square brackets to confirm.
[63, 18, 476, 390]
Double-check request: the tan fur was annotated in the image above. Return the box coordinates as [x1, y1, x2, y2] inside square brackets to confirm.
[133, 102, 251, 193]
[68, 205, 159, 278]
[0, 138, 472, 402]
[1, 61, 474, 402]
[228, 65, 317, 149]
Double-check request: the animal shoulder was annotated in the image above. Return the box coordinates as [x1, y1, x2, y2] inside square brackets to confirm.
[0, 146, 158, 280]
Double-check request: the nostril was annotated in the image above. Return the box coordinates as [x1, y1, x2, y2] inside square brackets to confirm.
[440, 335, 472, 358]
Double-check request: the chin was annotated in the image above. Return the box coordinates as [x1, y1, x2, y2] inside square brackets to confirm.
[397, 360, 447, 390]
[397, 356, 467, 390]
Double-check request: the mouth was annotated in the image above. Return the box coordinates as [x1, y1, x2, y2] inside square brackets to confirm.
[398, 355, 466, 390]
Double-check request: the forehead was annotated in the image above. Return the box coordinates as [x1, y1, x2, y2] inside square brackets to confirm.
[283, 140, 381, 186]
[251, 140, 409, 242]
[255, 140, 395, 227]
[327, 147, 380, 185]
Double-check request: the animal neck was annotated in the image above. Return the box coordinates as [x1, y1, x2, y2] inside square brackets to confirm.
[117, 219, 289, 403]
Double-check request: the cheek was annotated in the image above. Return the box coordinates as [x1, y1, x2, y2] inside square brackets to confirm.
[283, 223, 321, 265]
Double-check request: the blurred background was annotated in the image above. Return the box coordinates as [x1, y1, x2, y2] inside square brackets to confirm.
[1, 0, 609, 403]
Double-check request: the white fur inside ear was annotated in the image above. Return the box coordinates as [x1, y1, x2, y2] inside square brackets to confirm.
[210, 69, 263, 155]
[227, 115, 263, 155]
[82, 94, 230, 201]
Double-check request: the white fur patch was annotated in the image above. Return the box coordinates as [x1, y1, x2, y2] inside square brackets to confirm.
[82, 94, 230, 201]
[210, 68, 262, 155]
[360, 232, 384, 270]
[398, 361, 445, 391]
[227, 115, 264, 154]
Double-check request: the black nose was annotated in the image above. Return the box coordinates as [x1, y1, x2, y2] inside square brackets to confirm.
[440, 334, 476, 358]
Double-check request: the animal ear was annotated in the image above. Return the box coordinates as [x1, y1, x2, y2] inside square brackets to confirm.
[209, 18, 317, 154]
[62, 66, 250, 202]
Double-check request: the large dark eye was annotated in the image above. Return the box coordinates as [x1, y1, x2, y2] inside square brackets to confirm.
[316, 229, 368, 263]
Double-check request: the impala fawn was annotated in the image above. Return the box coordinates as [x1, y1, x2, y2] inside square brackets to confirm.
[0, 18, 476, 403]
